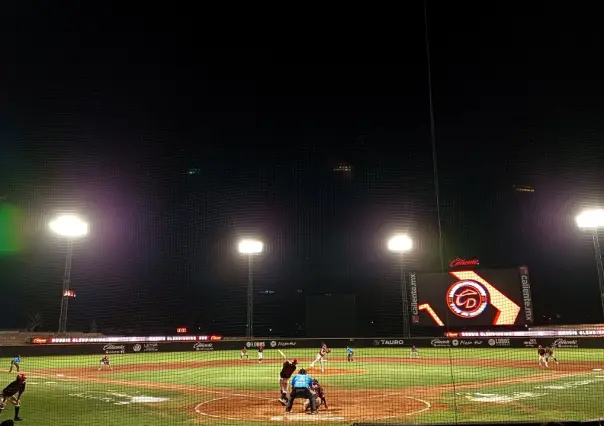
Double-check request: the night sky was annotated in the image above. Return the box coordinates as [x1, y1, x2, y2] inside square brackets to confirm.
[1, 3, 604, 336]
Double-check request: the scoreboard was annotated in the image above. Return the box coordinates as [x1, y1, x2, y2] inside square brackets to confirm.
[409, 265, 534, 327]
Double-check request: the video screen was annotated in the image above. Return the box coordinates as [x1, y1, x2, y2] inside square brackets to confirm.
[408, 266, 533, 327]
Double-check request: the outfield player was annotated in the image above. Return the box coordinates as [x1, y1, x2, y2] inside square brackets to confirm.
[240, 346, 249, 360]
[409, 345, 419, 358]
[545, 346, 559, 365]
[310, 343, 330, 372]
[0, 374, 26, 422]
[98, 355, 113, 371]
[258, 343, 264, 364]
[304, 378, 328, 412]
[284, 369, 317, 414]
[537, 345, 548, 368]
[8, 357, 20, 374]
[346, 346, 354, 362]
[278, 358, 298, 405]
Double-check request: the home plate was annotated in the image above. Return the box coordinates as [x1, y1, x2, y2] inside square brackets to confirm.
[593, 369, 602, 372]
[270, 415, 345, 422]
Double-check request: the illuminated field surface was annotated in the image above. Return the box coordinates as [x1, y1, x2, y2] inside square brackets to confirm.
[2, 348, 603, 425]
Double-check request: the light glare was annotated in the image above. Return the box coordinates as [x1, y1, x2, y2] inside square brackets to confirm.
[576, 209, 604, 230]
[388, 234, 413, 253]
[238, 239, 263, 254]
[49, 215, 89, 238]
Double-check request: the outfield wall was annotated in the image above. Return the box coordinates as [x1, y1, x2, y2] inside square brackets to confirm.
[1, 337, 601, 357]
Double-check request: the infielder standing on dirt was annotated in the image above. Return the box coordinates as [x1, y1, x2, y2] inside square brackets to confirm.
[537, 345, 548, 368]
[0, 374, 26, 422]
[8, 357, 20, 374]
[240, 346, 249, 360]
[545, 346, 559, 365]
[284, 369, 317, 415]
[278, 358, 298, 405]
[310, 343, 330, 372]
[409, 345, 419, 358]
[346, 346, 354, 362]
[258, 343, 264, 364]
[98, 355, 113, 371]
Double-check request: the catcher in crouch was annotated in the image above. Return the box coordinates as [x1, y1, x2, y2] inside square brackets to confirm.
[304, 378, 328, 412]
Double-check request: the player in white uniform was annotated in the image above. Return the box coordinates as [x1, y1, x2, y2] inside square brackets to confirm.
[310, 343, 330, 372]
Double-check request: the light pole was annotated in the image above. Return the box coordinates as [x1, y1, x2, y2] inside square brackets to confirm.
[388, 234, 413, 338]
[238, 239, 263, 338]
[576, 209, 604, 319]
[49, 214, 89, 334]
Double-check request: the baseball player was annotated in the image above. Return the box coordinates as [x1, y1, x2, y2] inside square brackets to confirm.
[0, 374, 26, 422]
[98, 356, 113, 371]
[258, 343, 264, 364]
[310, 343, 330, 372]
[240, 346, 249, 360]
[304, 378, 328, 412]
[545, 346, 559, 365]
[284, 369, 317, 415]
[409, 345, 419, 358]
[278, 358, 298, 405]
[537, 345, 548, 368]
[346, 346, 354, 362]
[8, 357, 20, 374]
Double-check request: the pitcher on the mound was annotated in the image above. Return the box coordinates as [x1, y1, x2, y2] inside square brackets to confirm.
[258, 343, 264, 364]
[537, 345, 548, 368]
[310, 343, 330, 372]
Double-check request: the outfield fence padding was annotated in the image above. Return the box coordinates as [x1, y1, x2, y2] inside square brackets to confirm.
[1, 337, 599, 357]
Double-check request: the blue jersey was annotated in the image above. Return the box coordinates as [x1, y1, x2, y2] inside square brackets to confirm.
[291, 374, 313, 388]
[13, 357, 21, 364]
[347, 348, 354, 354]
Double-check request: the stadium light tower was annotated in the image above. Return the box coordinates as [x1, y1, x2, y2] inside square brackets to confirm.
[388, 234, 413, 338]
[49, 214, 89, 334]
[576, 209, 604, 319]
[238, 239, 264, 338]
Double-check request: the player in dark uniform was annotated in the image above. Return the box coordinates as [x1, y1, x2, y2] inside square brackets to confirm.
[278, 359, 298, 405]
[8, 357, 20, 374]
[304, 378, 328, 412]
[284, 369, 317, 415]
[240, 346, 249, 360]
[537, 345, 548, 368]
[98, 356, 112, 371]
[545, 347, 559, 365]
[258, 344, 264, 364]
[0, 374, 26, 422]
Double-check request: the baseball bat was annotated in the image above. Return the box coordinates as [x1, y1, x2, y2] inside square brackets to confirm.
[278, 349, 287, 359]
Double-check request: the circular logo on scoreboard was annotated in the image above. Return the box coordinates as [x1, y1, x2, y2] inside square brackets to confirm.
[270, 341, 277, 348]
[133, 344, 142, 352]
[446, 280, 488, 319]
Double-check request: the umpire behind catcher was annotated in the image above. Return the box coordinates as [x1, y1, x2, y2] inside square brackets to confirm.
[284, 369, 317, 414]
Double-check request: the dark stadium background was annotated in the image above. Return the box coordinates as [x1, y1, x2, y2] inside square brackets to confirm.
[1, 3, 604, 336]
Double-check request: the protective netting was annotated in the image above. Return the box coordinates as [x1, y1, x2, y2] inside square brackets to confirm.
[1, 336, 604, 425]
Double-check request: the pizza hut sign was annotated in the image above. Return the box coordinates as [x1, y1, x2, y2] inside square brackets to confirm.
[103, 344, 125, 354]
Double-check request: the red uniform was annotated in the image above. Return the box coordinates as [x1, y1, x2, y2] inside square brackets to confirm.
[304, 381, 328, 411]
[257, 344, 264, 363]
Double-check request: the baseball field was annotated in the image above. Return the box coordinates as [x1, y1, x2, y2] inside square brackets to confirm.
[2, 347, 603, 425]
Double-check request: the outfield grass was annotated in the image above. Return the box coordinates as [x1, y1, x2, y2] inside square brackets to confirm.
[0, 348, 602, 425]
